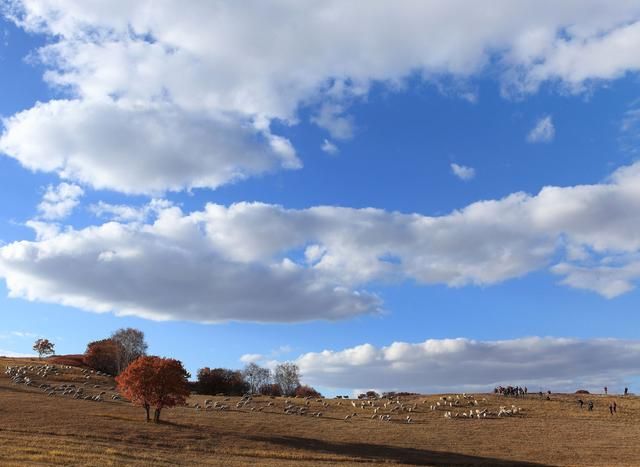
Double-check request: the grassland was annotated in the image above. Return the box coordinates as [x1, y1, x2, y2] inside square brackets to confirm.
[1, 356, 639, 466]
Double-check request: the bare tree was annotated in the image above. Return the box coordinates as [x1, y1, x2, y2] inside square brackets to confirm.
[242, 363, 271, 394]
[111, 328, 148, 373]
[33, 338, 55, 359]
[274, 362, 300, 397]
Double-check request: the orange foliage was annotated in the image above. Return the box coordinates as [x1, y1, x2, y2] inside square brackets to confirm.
[84, 339, 120, 375]
[116, 356, 190, 422]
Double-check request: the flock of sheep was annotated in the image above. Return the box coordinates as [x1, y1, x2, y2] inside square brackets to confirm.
[4, 363, 526, 425]
[189, 391, 525, 425]
[4, 364, 122, 402]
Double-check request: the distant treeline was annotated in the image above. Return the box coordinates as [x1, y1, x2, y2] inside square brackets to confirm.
[51, 329, 322, 398]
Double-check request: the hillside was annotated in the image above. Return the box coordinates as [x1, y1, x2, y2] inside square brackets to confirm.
[1, 356, 639, 466]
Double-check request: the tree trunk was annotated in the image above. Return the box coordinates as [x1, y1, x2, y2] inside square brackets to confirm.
[144, 404, 150, 422]
[154, 408, 161, 423]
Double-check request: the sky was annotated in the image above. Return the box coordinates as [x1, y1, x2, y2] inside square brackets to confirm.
[1, 0, 640, 396]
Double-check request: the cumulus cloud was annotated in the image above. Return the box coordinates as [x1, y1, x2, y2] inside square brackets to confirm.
[0, 206, 382, 323]
[295, 337, 640, 393]
[3, 1, 640, 192]
[527, 115, 555, 143]
[37, 182, 83, 220]
[450, 163, 475, 181]
[0, 100, 300, 194]
[1, 161, 640, 322]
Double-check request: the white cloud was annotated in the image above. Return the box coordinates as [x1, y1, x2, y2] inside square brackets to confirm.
[240, 353, 264, 364]
[295, 337, 640, 393]
[321, 139, 339, 155]
[37, 182, 84, 220]
[0, 207, 382, 323]
[311, 103, 355, 140]
[0, 161, 640, 322]
[3, 2, 640, 192]
[527, 115, 555, 143]
[0, 100, 300, 194]
[450, 163, 475, 181]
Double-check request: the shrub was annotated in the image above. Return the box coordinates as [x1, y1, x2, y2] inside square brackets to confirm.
[295, 385, 322, 398]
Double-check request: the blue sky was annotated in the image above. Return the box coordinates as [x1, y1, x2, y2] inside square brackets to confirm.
[1, 1, 640, 395]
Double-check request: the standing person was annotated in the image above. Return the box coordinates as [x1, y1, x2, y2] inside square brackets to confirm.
[613, 401, 617, 413]
[624, 387, 628, 396]
[604, 386, 608, 395]
[609, 403, 613, 415]
[588, 401, 594, 411]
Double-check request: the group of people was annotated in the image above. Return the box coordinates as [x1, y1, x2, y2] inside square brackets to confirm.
[494, 385, 528, 397]
[577, 398, 619, 414]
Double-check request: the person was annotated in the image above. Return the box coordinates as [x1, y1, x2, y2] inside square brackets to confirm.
[604, 386, 608, 395]
[588, 400, 594, 411]
[624, 387, 628, 396]
[577, 399, 584, 409]
[609, 403, 613, 415]
[613, 401, 617, 413]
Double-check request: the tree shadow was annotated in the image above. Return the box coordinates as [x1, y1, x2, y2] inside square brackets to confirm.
[246, 434, 555, 466]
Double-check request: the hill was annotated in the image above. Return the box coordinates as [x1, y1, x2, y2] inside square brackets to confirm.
[1, 356, 639, 466]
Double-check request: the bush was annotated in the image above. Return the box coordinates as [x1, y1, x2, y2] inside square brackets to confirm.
[295, 385, 322, 398]
[259, 383, 282, 397]
[197, 368, 249, 396]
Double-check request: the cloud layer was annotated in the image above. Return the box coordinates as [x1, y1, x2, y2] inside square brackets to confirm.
[1, 162, 640, 322]
[2, 1, 640, 192]
[294, 337, 640, 393]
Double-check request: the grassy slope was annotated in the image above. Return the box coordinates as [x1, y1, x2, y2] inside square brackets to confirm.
[1, 356, 639, 466]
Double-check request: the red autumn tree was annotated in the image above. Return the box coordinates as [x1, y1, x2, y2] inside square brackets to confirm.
[116, 356, 190, 422]
[33, 338, 55, 359]
[84, 339, 121, 375]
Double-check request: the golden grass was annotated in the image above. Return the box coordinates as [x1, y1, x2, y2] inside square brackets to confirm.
[1, 356, 639, 466]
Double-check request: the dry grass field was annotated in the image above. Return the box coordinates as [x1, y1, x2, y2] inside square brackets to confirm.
[1, 356, 639, 466]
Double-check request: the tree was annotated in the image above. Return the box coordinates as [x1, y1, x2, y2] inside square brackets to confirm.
[242, 363, 271, 394]
[197, 367, 249, 395]
[274, 362, 300, 397]
[116, 356, 190, 422]
[259, 383, 282, 397]
[111, 328, 148, 373]
[33, 338, 55, 359]
[84, 339, 120, 375]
